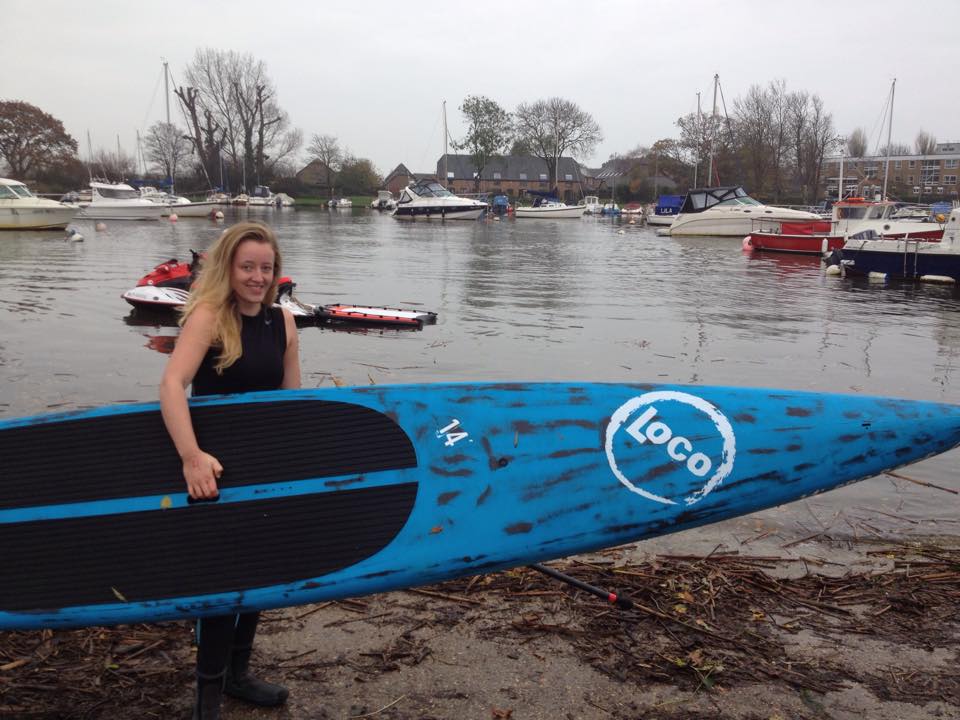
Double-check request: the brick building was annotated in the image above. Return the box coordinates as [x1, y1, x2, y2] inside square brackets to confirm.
[295, 159, 335, 192]
[820, 142, 960, 202]
[383, 163, 436, 196]
[435, 154, 590, 203]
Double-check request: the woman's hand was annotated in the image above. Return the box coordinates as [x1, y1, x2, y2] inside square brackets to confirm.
[182, 450, 224, 499]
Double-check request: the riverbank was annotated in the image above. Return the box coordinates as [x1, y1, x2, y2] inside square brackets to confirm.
[2, 531, 957, 720]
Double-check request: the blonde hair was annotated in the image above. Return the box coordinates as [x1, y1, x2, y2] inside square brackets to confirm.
[181, 222, 282, 373]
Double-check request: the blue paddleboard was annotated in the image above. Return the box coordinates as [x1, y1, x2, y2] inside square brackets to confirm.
[1, 382, 958, 630]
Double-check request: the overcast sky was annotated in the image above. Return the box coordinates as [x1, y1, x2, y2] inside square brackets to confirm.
[5, 1, 959, 179]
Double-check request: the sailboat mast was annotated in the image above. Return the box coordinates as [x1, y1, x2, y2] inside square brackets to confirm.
[882, 78, 896, 200]
[693, 92, 701, 187]
[706, 74, 718, 186]
[163, 60, 170, 125]
[442, 100, 448, 187]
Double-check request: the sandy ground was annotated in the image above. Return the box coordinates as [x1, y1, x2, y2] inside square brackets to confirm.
[208, 520, 960, 720]
[2, 516, 958, 720]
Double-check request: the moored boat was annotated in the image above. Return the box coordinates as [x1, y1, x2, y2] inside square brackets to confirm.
[392, 180, 487, 220]
[515, 193, 585, 219]
[834, 207, 960, 283]
[79, 182, 166, 221]
[646, 194, 683, 226]
[668, 186, 821, 236]
[0, 178, 78, 230]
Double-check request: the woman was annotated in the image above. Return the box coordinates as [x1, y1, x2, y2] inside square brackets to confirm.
[160, 221, 301, 719]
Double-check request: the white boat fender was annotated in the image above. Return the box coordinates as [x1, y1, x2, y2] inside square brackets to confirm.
[824, 264, 842, 276]
[920, 275, 956, 284]
[868, 271, 888, 281]
[214, 210, 224, 220]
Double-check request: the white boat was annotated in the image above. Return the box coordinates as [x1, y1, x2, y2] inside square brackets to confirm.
[0, 178, 78, 230]
[830, 198, 944, 240]
[371, 190, 397, 211]
[668, 186, 820, 236]
[836, 207, 960, 283]
[392, 180, 487, 220]
[328, 198, 353, 209]
[248, 185, 275, 207]
[139, 187, 219, 218]
[79, 182, 166, 221]
[515, 196, 586, 219]
[274, 193, 295, 207]
[583, 196, 602, 215]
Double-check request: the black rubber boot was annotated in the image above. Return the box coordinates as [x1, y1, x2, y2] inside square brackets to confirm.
[224, 642, 289, 706]
[192, 670, 225, 720]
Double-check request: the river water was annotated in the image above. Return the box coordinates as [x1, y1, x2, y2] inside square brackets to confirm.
[1, 207, 958, 538]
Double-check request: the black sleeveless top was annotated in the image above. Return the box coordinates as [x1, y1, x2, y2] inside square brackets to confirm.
[192, 306, 286, 396]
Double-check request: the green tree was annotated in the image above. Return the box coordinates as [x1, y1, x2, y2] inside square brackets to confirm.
[0, 101, 78, 178]
[453, 95, 512, 191]
[337, 156, 380, 195]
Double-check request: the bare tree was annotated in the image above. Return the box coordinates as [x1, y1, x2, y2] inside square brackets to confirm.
[847, 128, 868, 158]
[514, 97, 601, 189]
[881, 142, 912, 157]
[454, 95, 513, 191]
[732, 83, 775, 194]
[306, 134, 343, 197]
[915, 130, 937, 155]
[91, 149, 137, 181]
[174, 84, 222, 187]
[143, 122, 192, 184]
[178, 48, 301, 191]
[676, 110, 728, 185]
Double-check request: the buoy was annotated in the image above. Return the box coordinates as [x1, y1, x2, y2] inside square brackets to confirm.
[617, 229, 625, 235]
[65, 228, 84, 242]
[742, 237, 754, 251]
[169, 213, 178, 222]
[824, 264, 842, 276]
[214, 210, 224, 220]
[95, 222, 107, 231]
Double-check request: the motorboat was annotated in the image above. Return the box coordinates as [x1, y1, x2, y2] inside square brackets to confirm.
[668, 186, 820, 236]
[600, 202, 621, 217]
[0, 178, 78, 230]
[328, 198, 353, 209]
[140, 187, 219, 218]
[79, 182, 166, 220]
[622, 202, 644, 216]
[832, 207, 960, 283]
[514, 193, 585, 219]
[583, 196, 602, 215]
[392, 180, 487, 220]
[248, 185, 275, 207]
[743, 197, 945, 255]
[646, 194, 684, 226]
[830, 197, 944, 240]
[274, 193, 295, 207]
[370, 190, 397, 211]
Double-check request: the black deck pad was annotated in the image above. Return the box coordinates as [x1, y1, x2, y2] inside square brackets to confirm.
[0, 483, 418, 611]
[0, 400, 416, 509]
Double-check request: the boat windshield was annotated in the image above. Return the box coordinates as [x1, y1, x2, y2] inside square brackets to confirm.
[836, 206, 869, 220]
[0, 185, 20, 200]
[410, 182, 455, 198]
[96, 187, 140, 200]
[8, 184, 34, 199]
[679, 186, 758, 213]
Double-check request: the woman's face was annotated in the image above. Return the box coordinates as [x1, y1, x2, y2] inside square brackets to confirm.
[231, 239, 275, 312]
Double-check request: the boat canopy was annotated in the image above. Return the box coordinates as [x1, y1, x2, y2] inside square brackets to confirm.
[655, 195, 684, 210]
[679, 186, 760, 213]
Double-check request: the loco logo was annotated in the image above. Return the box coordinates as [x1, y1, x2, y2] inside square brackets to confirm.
[604, 391, 736, 506]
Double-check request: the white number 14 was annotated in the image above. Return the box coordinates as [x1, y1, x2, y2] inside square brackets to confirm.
[437, 419, 469, 447]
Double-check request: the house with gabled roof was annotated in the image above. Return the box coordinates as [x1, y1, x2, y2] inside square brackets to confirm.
[383, 163, 437, 196]
[435, 154, 591, 203]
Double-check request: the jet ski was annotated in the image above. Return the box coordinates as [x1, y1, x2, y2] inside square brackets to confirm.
[122, 279, 319, 323]
[125, 255, 438, 328]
